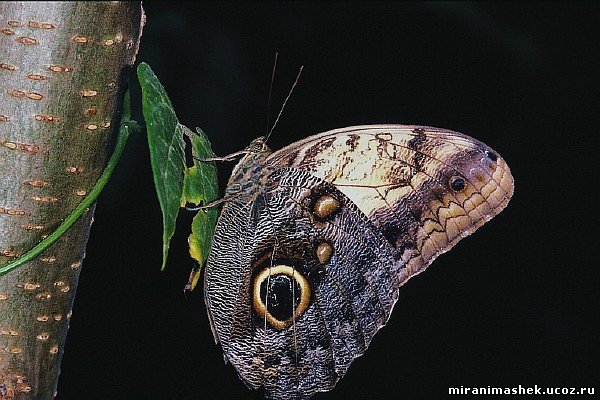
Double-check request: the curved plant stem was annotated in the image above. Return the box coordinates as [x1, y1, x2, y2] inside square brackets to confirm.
[0, 121, 133, 276]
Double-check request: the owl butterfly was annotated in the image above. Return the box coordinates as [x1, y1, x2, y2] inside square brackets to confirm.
[204, 125, 513, 399]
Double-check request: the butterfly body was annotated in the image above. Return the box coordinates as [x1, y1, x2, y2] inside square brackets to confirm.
[204, 125, 513, 399]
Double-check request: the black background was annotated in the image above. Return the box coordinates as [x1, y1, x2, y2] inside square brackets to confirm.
[57, 2, 599, 399]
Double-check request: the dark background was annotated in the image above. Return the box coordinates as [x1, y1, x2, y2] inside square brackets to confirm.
[58, 2, 599, 399]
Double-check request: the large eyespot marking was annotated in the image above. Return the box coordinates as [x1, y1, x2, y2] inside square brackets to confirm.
[449, 176, 466, 192]
[253, 265, 311, 330]
[313, 194, 341, 219]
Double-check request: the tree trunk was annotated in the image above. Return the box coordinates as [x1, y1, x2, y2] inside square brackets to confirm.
[0, 2, 143, 398]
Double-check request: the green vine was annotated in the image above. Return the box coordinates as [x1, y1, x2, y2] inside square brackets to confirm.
[0, 94, 137, 276]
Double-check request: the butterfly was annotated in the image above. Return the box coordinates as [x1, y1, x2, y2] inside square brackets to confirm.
[203, 124, 513, 399]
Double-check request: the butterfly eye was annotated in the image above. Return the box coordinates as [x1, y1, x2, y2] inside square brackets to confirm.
[252, 265, 311, 330]
[449, 176, 466, 191]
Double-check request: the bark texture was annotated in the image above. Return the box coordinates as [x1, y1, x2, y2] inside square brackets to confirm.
[0, 2, 143, 398]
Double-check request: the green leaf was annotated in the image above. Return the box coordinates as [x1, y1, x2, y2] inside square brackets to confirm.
[182, 127, 219, 278]
[138, 63, 219, 274]
[138, 62, 186, 270]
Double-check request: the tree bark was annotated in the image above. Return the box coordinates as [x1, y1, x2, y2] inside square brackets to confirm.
[0, 2, 143, 398]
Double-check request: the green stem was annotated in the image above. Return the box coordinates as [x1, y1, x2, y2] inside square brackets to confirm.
[0, 120, 133, 276]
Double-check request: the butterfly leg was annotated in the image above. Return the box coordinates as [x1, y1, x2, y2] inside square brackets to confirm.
[185, 194, 241, 211]
[194, 149, 250, 162]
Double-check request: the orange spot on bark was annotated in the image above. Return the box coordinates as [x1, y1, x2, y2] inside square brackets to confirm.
[73, 35, 89, 43]
[27, 73, 48, 80]
[25, 179, 49, 187]
[0, 207, 26, 215]
[26, 92, 43, 100]
[65, 165, 84, 174]
[48, 65, 72, 72]
[9, 90, 25, 98]
[35, 114, 60, 123]
[31, 195, 58, 203]
[0, 62, 17, 71]
[81, 89, 98, 97]
[3, 141, 40, 153]
[17, 36, 38, 45]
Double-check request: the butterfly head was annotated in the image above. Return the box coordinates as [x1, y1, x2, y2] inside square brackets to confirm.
[226, 137, 273, 196]
[245, 136, 271, 154]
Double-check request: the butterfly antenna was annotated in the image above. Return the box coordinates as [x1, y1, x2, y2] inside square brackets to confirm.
[265, 248, 274, 331]
[266, 52, 278, 136]
[291, 265, 299, 391]
[265, 66, 304, 143]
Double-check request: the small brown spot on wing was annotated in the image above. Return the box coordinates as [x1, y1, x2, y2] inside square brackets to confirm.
[375, 132, 392, 141]
[345, 133, 360, 150]
[315, 241, 333, 264]
[313, 195, 341, 219]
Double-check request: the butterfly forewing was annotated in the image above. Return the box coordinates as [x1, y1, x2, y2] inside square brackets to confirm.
[266, 125, 513, 279]
[204, 124, 514, 399]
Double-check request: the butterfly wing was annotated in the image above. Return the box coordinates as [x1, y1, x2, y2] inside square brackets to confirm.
[205, 168, 403, 399]
[267, 125, 513, 280]
[205, 124, 514, 399]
